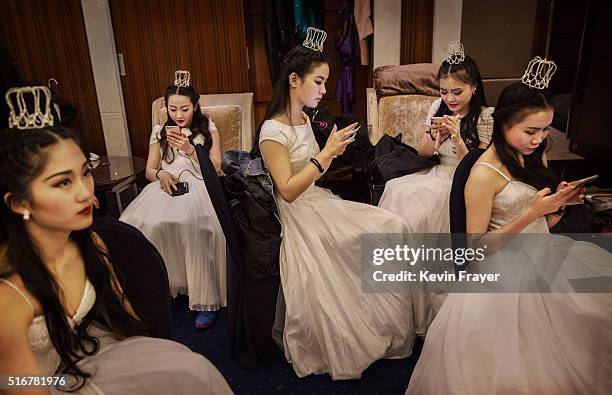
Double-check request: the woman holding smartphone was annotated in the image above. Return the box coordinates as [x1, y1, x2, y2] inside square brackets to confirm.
[407, 58, 612, 395]
[120, 74, 226, 329]
[378, 44, 494, 336]
[257, 28, 415, 380]
[379, 43, 493, 235]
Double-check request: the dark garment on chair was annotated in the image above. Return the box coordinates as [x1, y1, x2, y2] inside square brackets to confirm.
[367, 134, 440, 205]
[449, 148, 486, 233]
[222, 150, 283, 369]
[91, 217, 172, 339]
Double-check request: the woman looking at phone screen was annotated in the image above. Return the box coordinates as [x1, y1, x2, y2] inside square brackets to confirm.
[120, 73, 226, 329]
[379, 43, 494, 235]
[256, 28, 416, 380]
[378, 44, 494, 336]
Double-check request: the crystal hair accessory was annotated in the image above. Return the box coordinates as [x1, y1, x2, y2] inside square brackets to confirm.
[302, 27, 327, 52]
[444, 42, 465, 65]
[174, 70, 191, 87]
[521, 57, 557, 89]
[5, 86, 54, 130]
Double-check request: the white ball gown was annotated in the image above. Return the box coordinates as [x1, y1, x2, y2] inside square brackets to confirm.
[379, 98, 494, 233]
[120, 123, 226, 311]
[378, 99, 494, 335]
[1, 277, 233, 395]
[406, 162, 612, 395]
[259, 118, 415, 380]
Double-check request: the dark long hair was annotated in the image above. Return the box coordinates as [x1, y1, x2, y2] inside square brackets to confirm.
[491, 82, 558, 190]
[0, 126, 148, 390]
[252, 44, 328, 156]
[435, 55, 488, 149]
[159, 85, 212, 163]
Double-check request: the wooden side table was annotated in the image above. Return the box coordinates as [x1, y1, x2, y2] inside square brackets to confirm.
[92, 156, 146, 218]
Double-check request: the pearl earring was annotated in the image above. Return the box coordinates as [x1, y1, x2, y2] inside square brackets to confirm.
[23, 210, 30, 221]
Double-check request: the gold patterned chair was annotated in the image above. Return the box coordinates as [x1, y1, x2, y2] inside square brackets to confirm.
[151, 93, 254, 152]
[367, 63, 440, 149]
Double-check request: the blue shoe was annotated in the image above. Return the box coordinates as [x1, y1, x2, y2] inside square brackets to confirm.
[195, 311, 218, 329]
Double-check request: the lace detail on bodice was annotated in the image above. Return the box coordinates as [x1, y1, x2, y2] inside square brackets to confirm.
[28, 279, 96, 374]
[488, 181, 549, 233]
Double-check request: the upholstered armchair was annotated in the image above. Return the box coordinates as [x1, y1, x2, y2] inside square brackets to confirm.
[152, 93, 254, 152]
[367, 63, 440, 149]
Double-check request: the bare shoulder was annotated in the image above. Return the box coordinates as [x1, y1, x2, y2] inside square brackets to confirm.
[0, 275, 36, 330]
[0, 275, 42, 376]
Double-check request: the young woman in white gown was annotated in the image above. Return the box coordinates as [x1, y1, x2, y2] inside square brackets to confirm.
[379, 46, 494, 336]
[407, 60, 612, 394]
[120, 77, 226, 328]
[0, 87, 232, 394]
[257, 29, 415, 380]
[379, 46, 494, 234]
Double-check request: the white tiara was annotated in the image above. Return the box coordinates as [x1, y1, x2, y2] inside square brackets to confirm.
[302, 27, 327, 52]
[5, 86, 54, 130]
[521, 57, 557, 89]
[444, 42, 465, 65]
[174, 70, 191, 87]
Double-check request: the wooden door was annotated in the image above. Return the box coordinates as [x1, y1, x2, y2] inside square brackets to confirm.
[109, 0, 249, 159]
[0, 0, 106, 155]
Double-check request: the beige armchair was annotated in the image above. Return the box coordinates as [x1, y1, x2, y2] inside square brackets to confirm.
[152, 93, 254, 152]
[367, 64, 440, 149]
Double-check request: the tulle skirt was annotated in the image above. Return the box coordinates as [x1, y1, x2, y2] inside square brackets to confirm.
[275, 185, 415, 380]
[120, 176, 226, 311]
[407, 235, 612, 394]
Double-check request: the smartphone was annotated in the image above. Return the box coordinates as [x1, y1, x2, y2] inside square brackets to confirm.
[170, 181, 189, 197]
[431, 116, 444, 125]
[568, 175, 599, 188]
[165, 125, 180, 136]
[343, 124, 361, 141]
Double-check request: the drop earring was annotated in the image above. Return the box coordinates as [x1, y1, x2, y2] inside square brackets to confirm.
[23, 210, 30, 221]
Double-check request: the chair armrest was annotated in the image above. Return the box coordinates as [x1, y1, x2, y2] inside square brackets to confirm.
[366, 88, 380, 145]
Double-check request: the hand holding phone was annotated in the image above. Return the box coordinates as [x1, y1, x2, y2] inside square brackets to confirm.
[165, 125, 180, 136]
[343, 124, 361, 141]
[170, 181, 189, 197]
[567, 175, 598, 188]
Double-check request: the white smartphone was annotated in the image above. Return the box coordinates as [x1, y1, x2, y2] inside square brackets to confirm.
[568, 175, 599, 188]
[343, 124, 361, 141]
[431, 116, 444, 125]
[165, 125, 180, 136]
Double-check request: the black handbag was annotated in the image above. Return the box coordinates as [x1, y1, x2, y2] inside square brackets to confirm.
[367, 134, 440, 205]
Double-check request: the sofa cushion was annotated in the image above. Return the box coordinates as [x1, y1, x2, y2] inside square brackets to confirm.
[374, 63, 440, 98]
[202, 105, 242, 152]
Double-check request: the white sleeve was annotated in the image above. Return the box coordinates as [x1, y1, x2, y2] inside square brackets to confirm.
[149, 125, 163, 145]
[425, 98, 442, 126]
[259, 121, 289, 147]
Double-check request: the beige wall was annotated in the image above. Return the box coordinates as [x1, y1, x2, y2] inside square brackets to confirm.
[432, 0, 463, 64]
[460, 0, 538, 104]
[373, 0, 402, 68]
[81, 0, 131, 156]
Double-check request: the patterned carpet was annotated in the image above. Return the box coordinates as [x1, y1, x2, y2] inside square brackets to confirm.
[171, 295, 423, 395]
